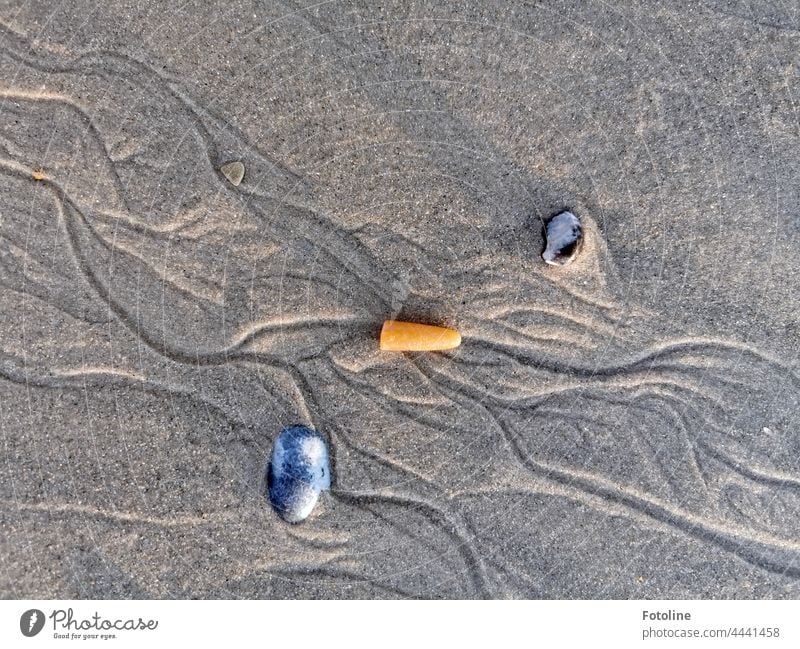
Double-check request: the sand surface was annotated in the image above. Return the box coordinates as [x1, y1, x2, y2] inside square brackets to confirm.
[1, 1, 798, 599]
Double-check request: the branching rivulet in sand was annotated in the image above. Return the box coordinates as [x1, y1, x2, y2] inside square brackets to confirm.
[1, 23, 798, 596]
[542, 210, 583, 266]
[379, 320, 462, 352]
[267, 425, 331, 523]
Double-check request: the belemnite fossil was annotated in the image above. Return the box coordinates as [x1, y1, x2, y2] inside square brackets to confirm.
[542, 210, 583, 266]
[267, 425, 331, 523]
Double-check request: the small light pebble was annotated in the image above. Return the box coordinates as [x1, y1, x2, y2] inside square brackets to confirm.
[542, 210, 583, 266]
[267, 425, 331, 523]
[220, 160, 245, 186]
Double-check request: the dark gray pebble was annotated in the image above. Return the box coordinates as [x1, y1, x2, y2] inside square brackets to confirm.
[542, 210, 583, 266]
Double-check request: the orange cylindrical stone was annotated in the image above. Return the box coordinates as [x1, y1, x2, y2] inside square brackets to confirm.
[379, 320, 461, 352]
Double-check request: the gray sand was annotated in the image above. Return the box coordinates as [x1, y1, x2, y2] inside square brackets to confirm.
[0, 1, 798, 599]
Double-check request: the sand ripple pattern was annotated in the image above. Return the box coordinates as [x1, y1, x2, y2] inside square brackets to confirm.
[1, 7, 798, 598]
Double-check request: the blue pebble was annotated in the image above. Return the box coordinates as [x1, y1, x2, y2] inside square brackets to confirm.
[267, 425, 331, 523]
[542, 210, 583, 266]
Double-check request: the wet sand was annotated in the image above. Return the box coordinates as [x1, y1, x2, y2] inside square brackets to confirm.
[1, 1, 798, 598]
